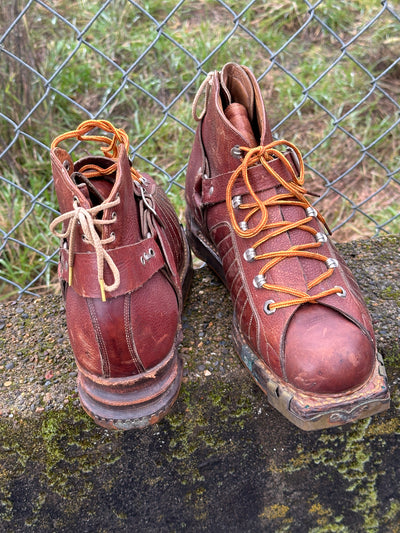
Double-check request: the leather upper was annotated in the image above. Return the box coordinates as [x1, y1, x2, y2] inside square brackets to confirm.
[186, 63, 376, 394]
[52, 144, 188, 378]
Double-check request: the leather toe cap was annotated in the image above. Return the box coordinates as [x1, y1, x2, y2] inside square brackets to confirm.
[284, 304, 375, 394]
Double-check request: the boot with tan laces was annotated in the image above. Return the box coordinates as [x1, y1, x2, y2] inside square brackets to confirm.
[50, 120, 192, 429]
[185, 63, 389, 430]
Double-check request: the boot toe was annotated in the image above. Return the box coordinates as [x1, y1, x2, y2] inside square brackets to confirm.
[284, 304, 375, 394]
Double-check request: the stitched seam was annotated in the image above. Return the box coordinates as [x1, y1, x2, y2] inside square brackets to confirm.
[235, 285, 246, 324]
[180, 226, 191, 283]
[209, 228, 231, 259]
[124, 293, 146, 373]
[87, 298, 110, 377]
[222, 254, 237, 280]
[229, 268, 241, 303]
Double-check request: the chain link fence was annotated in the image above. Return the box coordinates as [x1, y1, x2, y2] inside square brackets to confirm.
[1, 0, 399, 300]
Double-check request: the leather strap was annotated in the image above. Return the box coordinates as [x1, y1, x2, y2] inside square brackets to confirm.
[201, 151, 298, 205]
[59, 237, 165, 299]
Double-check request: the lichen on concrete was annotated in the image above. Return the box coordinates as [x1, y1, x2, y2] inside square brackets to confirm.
[0, 235, 400, 531]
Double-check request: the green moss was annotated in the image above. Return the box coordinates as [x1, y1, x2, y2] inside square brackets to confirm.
[166, 375, 256, 462]
[161, 375, 258, 523]
[382, 343, 400, 367]
[274, 418, 385, 530]
[308, 501, 348, 532]
[259, 503, 290, 520]
[365, 416, 400, 437]
[0, 402, 122, 527]
[380, 286, 400, 302]
[383, 501, 400, 528]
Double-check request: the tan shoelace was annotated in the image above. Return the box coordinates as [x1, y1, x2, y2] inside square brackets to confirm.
[50, 120, 142, 301]
[227, 141, 343, 313]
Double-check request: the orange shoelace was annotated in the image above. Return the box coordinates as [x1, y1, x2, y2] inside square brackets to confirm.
[50, 120, 142, 301]
[51, 119, 142, 183]
[227, 140, 343, 313]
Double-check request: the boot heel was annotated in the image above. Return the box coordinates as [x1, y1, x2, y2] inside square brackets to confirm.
[77, 344, 182, 430]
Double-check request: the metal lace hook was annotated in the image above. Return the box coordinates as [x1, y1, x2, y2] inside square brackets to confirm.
[138, 176, 158, 218]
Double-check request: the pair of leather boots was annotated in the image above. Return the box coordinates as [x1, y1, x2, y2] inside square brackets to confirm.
[50, 63, 389, 431]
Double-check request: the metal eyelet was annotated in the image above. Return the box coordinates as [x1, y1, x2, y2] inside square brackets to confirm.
[239, 221, 248, 231]
[73, 195, 79, 206]
[335, 286, 347, 298]
[231, 145, 243, 159]
[232, 195, 242, 209]
[305, 206, 317, 217]
[110, 232, 115, 241]
[81, 234, 87, 241]
[63, 160, 71, 171]
[325, 258, 339, 269]
[111, 212, 117, 220]
[263, 300, 276, 315]
[253, 274, 266, 289]
[243, 248, 256, 262]
[140, 248, 155, 264]
[315, 232, 327, 243]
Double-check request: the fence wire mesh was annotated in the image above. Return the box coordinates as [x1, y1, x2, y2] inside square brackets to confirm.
[0, 0, 399, 299]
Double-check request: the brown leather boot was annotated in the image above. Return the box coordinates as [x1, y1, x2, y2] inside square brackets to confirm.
[186, 63, 389, 430]
[50, 120, 192, 430]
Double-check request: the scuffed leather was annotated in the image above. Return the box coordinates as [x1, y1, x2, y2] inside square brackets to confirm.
[52, 144, 187, 378]
[186, 63, 376, 394]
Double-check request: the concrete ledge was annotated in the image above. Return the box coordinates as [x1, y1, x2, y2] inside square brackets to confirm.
[0, 235, 400, 532]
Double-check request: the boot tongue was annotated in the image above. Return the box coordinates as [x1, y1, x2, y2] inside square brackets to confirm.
[225, 103, 257, 148]
[221, 63, 255, 122]
[75, 181, 92, 204]
[220, 63, 259, 147]
[72, 173, 106, 207]
[219, 62, 273, 146]
[74, 156, 116, 207]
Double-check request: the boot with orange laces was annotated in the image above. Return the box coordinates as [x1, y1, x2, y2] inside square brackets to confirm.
[50, 120, 192, 429]
[185, 63, 389, 430]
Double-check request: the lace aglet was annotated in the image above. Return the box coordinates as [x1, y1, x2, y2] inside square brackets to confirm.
[99, 279, 106, 302]
[68, 266, 73, 286]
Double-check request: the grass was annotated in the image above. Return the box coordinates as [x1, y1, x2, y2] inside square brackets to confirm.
[0, 0, 399, 299]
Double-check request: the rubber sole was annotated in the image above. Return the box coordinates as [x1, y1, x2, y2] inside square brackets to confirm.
[76, 229, 193, 430]
[186, 213, 390, 431]
[77, 343, 183, 430]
